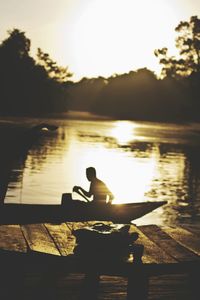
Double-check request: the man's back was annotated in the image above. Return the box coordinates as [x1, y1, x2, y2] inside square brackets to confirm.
[73, 167, 114, 204]
[90, 178, 112, 203]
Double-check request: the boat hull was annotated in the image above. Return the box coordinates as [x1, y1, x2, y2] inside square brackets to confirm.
[0, 201, 167, 224]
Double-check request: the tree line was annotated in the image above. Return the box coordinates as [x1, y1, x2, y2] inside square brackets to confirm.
[0, 16, 200, 122]
[0, 29, 72, 115]
[68, 16, 200, 122]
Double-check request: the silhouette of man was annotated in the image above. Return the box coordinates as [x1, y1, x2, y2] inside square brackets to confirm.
[73, 167, 114, 204]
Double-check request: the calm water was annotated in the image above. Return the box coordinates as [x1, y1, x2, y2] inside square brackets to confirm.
[3, 116, 200, 227]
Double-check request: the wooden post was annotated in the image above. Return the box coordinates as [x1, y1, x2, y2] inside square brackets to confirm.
[80, 272, 100, 300]
[127, 265, 148, 300]
[0, 252, 25, 299]
[188, 267, 200, 300]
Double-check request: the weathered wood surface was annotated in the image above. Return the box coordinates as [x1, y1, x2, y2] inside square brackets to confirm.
[130, 225, 176, 264]
[0, 224, 27, 252]
[45, 223, 74, 256]
[21, 223, 60, 255]
[163, 226, 200, 256]
[138, 225, 200, 262]
[0, 222, 200, 300]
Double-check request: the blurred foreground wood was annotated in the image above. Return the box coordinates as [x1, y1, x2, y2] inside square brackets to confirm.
[0, 222, 199, 299]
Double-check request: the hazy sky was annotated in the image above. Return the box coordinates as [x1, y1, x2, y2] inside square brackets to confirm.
[0, 0, 200, 80]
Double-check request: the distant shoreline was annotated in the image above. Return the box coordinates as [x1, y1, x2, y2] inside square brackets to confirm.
[57, 110, 112, 121]
[0, 111, 199, 126]
[0, 111, 112, 122]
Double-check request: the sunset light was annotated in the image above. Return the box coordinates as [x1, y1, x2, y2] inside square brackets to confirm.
[70, 143, 158, 204]
[110, 121, 137, 145]
[1, 0, 200, 80]
[58, 122, 159, 204]
[62, 0, 183, 79]
[1, 1, 200, 298]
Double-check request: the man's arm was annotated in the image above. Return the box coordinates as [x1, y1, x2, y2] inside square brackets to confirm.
[73, 185, 92, 198]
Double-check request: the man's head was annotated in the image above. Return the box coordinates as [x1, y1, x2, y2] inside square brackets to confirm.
[86, 167, 96, 181]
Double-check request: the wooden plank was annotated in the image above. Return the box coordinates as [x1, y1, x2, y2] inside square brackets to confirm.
[45, 223, 75, 256]
[0, 225, 27, 253]
[138, 225, 200, 262]
[181, 225, 200, 236]
[130, 225, 176, 264]
[162, 226, 200, 256]
[21, 224, 60, 255]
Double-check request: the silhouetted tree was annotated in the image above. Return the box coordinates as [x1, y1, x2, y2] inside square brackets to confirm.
[155, 16, 200, 78]
[37, 48, 72, 82]
[176, 16, 200, 73]
[154, 47, 183, 78]
[0, 28, 31, 58]
[0, 29, 71, 115]
[0, 29, 35, 113]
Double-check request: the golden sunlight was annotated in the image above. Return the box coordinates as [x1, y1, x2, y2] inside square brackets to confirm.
[110, 121, 137, 145]
[66, 127, 158, 204]
[110, 156, 157, 204]
[64, 0, 181, 79]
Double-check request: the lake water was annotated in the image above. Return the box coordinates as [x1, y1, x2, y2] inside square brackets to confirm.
[3, 116, 200, 227]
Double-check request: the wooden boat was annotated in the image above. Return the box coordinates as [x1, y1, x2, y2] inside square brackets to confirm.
[0, 200, 167, 224]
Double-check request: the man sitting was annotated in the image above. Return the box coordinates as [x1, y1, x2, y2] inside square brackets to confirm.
[73, 167, 114, 204]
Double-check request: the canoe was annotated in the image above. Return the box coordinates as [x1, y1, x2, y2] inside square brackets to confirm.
[0, 200, 167, 224]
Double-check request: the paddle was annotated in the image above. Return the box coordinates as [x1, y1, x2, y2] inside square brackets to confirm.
[74, 189, 90, 203]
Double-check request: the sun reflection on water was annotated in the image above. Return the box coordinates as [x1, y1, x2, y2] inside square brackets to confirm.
[69, 121, 159, 204]
[110, 155, 158, 204]
[110, 121, 138, 144]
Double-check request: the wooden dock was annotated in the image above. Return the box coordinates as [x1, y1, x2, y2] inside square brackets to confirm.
[0, 222, 199, 300]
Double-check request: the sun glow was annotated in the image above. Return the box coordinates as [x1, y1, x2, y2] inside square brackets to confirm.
[110, 121, 137, 145]
[64, 0, 182, 80]
[110, 157, 157, 204]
